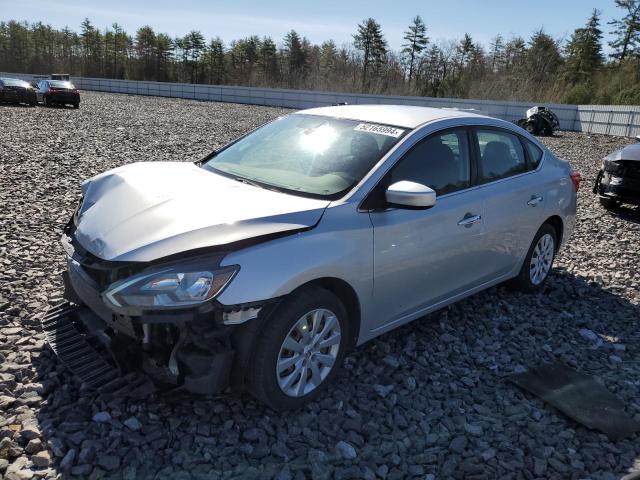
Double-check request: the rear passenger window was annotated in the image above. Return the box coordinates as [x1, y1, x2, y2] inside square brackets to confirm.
[524, 139, 544, 170]
[390, 129, 471, 195]
[476, 130, 527, 183]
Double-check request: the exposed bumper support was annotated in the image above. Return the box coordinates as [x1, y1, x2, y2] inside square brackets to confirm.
[41, 302, 156, 397]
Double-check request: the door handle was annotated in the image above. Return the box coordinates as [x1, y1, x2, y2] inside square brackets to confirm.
[527, 195, 543, 206]
[458, 214, 482, 227]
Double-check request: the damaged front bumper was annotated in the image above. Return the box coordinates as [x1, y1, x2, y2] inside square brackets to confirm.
[52, 235, 271, 396]
[594, 161, 640, 205]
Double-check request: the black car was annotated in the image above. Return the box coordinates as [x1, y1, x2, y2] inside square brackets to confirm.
[0, 78, 37, 106]
[594, 137, 640, 209]
[36, 80, 80, 108]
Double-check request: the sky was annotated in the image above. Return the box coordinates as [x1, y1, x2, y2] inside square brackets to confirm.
[0, 0, 624, 52]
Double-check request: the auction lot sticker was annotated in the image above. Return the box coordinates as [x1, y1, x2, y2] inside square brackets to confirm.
[354, 123, 405, 138]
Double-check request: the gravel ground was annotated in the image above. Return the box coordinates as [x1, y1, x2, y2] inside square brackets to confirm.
[1, 91, 639, 480]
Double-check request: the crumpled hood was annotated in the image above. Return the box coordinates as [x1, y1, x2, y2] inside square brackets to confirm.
[606, 143, 640, 162]
[73, 162, 329, 262]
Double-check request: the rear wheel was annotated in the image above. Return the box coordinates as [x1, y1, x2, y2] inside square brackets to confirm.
[247, 286, 349, 411]
[599, 196, 620, 210]
[525, 122, 538, 135]
[509, 224, 557, 292]
[73, 102, 80, 109]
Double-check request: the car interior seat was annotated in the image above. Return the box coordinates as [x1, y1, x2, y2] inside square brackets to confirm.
[482, 141, 512, 179]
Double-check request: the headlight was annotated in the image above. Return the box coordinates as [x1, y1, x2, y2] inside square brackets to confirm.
[104, 262, 238, 310]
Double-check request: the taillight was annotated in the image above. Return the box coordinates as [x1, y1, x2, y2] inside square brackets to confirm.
[570, 171, 581, 192]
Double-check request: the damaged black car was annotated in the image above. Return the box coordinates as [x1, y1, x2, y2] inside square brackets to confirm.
[593, 136, 640, 209]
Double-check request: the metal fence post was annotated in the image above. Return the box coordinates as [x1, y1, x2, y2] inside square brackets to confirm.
[606, 110, 614, 135]
[588, 109, 596, 134]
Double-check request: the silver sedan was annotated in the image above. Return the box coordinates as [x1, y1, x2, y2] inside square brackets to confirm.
[60, 105, 579, 409]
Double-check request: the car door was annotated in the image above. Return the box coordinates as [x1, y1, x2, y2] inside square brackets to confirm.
[472, 127, 548, 278]
[367, 127, 494, 331]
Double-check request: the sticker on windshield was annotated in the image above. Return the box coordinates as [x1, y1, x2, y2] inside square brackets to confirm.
[354, 123, 405, 138]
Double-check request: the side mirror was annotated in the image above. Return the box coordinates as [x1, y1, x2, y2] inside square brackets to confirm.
[385, 181, 436, 209]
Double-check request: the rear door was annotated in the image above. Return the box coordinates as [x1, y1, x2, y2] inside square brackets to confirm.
[368, 127, 493, 330]
[472, 127, 547, 277]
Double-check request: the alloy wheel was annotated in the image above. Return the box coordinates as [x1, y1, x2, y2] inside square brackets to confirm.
[529, 233, 554, 285]
[276, 308, 341, 397]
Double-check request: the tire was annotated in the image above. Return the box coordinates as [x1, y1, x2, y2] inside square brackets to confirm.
[43, 96, 51, 107]
[599, 196, 620, 210]
[73, 102, 80, 109]
[247, 286, 350, 411]
[509, 223, 557, 293]
[525, 122, 538, 135]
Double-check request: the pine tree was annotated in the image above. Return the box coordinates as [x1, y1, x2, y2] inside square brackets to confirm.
[135, 26, 156, 80]
[258, 36, 277, 84]
[504, 36, 526, 71]
[203, 37, 225, 84]
[282, 30, 307, 86]
[457, 34, 474, 66]
[402, 15, 428, 83]
[319, 40, 337, 80]
[609, 0, 640, 62]
[489, 34, 505, 72]
[353, 18, 387, 90]
[154, 33, 173, 81]
[524, 30, 562, 85]
[566, 9, 604, 82]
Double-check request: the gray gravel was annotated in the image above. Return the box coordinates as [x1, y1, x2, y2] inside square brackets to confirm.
[1, 92, 640, 479]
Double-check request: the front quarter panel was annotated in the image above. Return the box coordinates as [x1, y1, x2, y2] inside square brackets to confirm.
[216, 202, 373, 314]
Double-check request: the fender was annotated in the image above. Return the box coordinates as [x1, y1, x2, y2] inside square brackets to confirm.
[217, 202, 373, 323]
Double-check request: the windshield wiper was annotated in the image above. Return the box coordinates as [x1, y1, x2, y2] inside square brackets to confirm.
[232, 176, 286, 194]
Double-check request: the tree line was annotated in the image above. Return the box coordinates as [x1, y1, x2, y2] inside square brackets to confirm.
[1, 0, 640, 105]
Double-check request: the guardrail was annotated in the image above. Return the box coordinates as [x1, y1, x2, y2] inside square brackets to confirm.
[3, 72, 639, 137]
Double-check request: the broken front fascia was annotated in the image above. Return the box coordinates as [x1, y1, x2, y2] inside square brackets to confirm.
[61, 224, 274, 395]
[594, 155, 640, 205]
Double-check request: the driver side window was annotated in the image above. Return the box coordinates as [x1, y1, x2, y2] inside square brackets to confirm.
[390, 129, 471, 195]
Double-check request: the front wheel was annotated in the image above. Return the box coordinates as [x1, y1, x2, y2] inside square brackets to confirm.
[247, 286, 349, 411]
[525, 122, 538, 135]
[509, 224, 557, 292]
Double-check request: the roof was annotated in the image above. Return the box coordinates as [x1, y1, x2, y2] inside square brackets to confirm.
[301, 104, 488, 129]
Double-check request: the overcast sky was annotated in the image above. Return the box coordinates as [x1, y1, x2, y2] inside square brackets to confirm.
[1, 0, 623, 52]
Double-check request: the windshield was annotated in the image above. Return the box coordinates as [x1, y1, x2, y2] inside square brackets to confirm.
[1, 78, 29, 87]
[203, 114, 406, 198]
[49, 80, 74, 89]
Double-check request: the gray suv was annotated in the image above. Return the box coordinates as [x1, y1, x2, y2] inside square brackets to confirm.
[54, 105, 578, 409]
